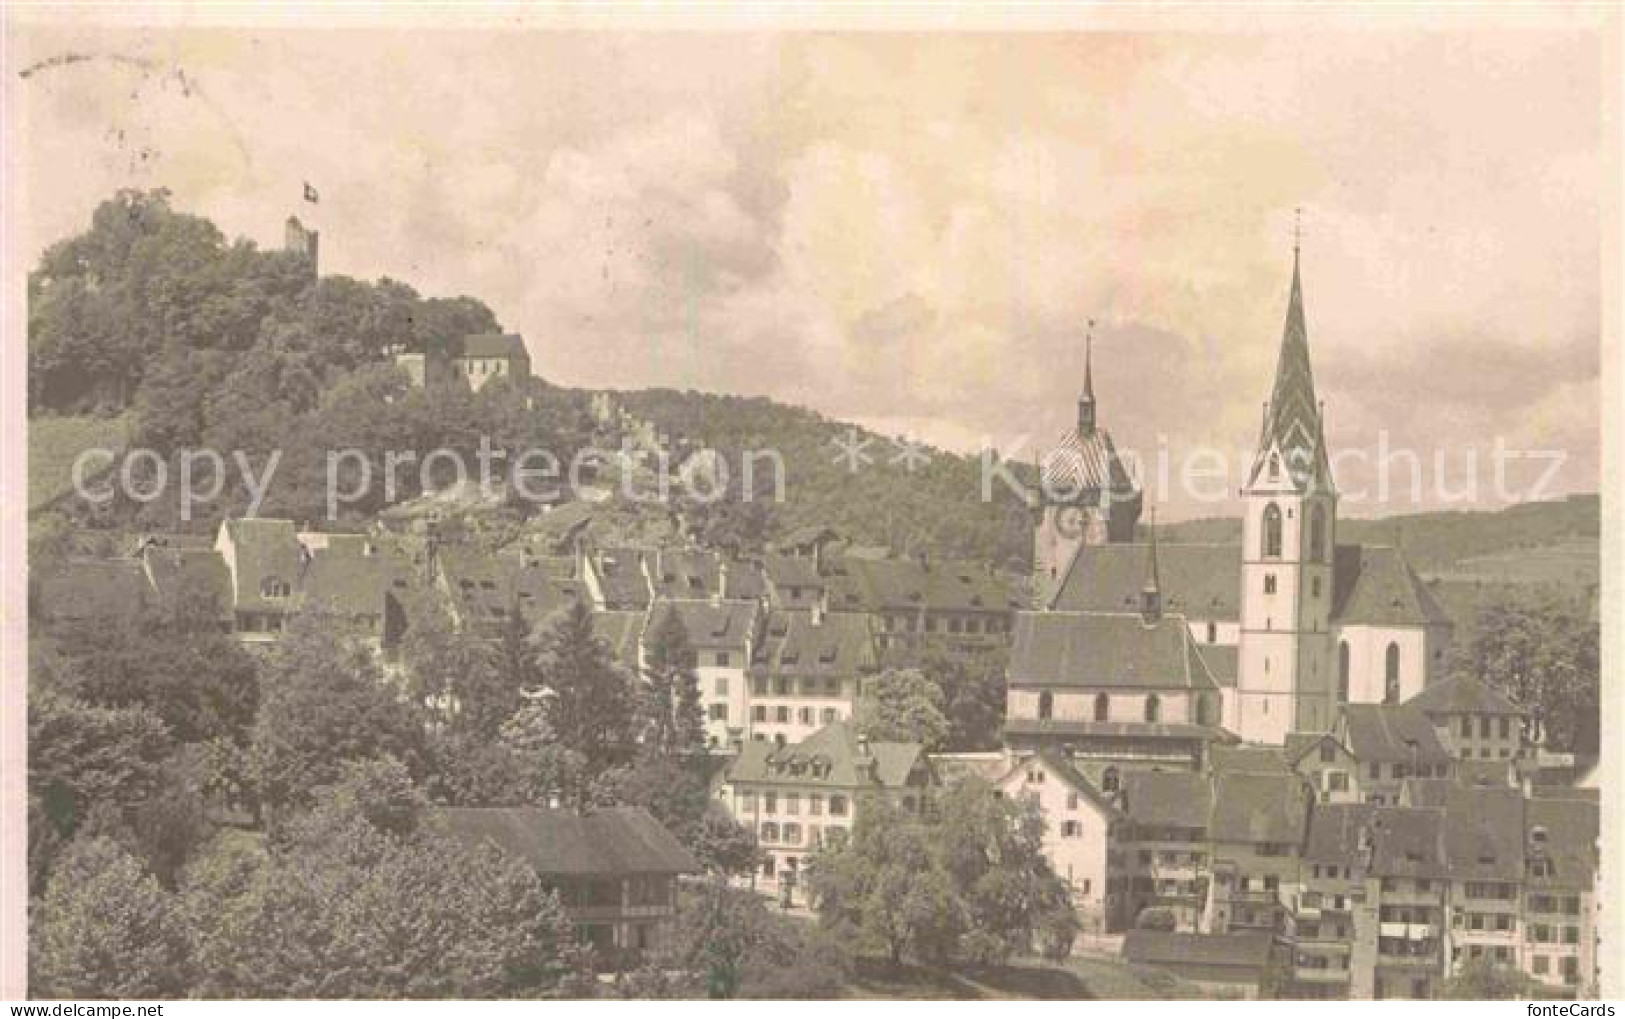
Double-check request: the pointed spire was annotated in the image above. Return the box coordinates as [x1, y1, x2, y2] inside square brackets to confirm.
[1141, 508, 1163, 624]
[1251, 216, 1334, 493]
[1078, 318, 1098, 435]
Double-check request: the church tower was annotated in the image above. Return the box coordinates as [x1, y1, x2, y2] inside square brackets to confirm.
[1032, 323, 1142, 607]
[1235, 238, 1339, 744]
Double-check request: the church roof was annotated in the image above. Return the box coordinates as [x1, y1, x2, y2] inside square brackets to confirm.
[1008, 610, 1220, 691]
[1050, 542, 1240, 617]
[1331, 544, 1453, 628]
[1249, 251, 1334, 493]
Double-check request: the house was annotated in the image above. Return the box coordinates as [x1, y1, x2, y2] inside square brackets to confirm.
[1521, 795, 1598, 992]
[1205, 771, 1312, 935]
[434, 806, 697, 964]
[453, 332, 531, 391]
[214, 518, 304, 639]
[1115, 769, 1213, 932]
[1335, 703, 1454, 804]
[823, 552, 1020, 656]
[1122, 930, 1278, 998]
[1285, 731, 1362, 804]
[645, 598, 763, 749]
[760, 552, 827, 611]
[1403, 675, 1528, 762]
[993, 750, 1122, 931]
[718, 721, 936, 906]
[747, 606, 877, 745]
[580, 546, 653, 610]
[435, 544, 583, 637]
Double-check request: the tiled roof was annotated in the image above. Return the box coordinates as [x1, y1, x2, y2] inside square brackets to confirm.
[587, 547, 652, 609]
[1209, 744, 1290, 775]
[1304, 803, 1377, 865]
[761, 553, 824, 592]
[1050, 543, 1240, 617]
[1283, 730, 1345, 767]
[1195, 644, 1238, 688]
[457, 332, 528, 359]
[1339, 703, 1452, 764]
[1524, 796, 1598, 889]
[1008, 611, 1219, 691]
[1120, 770, 1211, 830]
[1404, 675, 1524, 717]
[1331, 545, 1453, 628]
[646, 598, 760, 651]
[222, 518, 303, 611]
[142, 546, 232, 621]
[1442, 785, 1526, 882]
[1210, 772, 1309, 845]
[725, 720, 925, 789]
[750, 609, 876, 677]
[440, 544, 584, 633]
[1004, 719, 1230, 742]
[1039, 425, 1139, 499]
[1366, 806, 1449, 879]
[299, 535, 391, 619]
[1247, 253, 1333, 494]
[1124, 930, 1274, 970]
[434, 806, 698, 876]
[995, 750, 1122, 819]
[824, 554, 1019, 614]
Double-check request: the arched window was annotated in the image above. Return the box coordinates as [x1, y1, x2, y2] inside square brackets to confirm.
[1038, 691, 1054, 721]
[1309, 504, 1328, 562]
[1384, 643, 1401, 704]
[1262, 503, 1283, 558]
[1102, 766, 1120, 794]
[1338, 641, 1351, 703]
[1144, 694, 1161, 723]
[1094, 693, 1110, 722]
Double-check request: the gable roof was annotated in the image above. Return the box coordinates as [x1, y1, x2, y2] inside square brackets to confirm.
[1050, 543, 1240, 618]
[1366, 806, 1449, 879]
[299, 534, 392, 619]
[586, 547, 652, 609]
[221, 518, 304, 611]
[1009, 611, 1219, 691]
[434, 806, 697, 876]
[457, 333, 528, 360]
[1210, 772, 1310, 845]
[1304, 803, 1378, 865]
[1442, 784, 1526, 882]
[1524, 795, 1599, 889]
[646, 598, 760, 651]
[1331, 544, 1452, 628]
[761, 552, 825, 592]
[1209, 744, 1290, 776]
[142, 546, 233, 621]
[1123, 930, 1274, 971]
[996, 750, 1122, 819]
[439, 544, 583, 633]
[1283, 730, 1350, 768]
[1120, 770, 1212, 830]
[725, 720, 925, 789]
[751, 609, 876, 677]
[1339, 703, 1452, 764]
[824, 554, 1020, 614]
[1404, 675, 1524, 717]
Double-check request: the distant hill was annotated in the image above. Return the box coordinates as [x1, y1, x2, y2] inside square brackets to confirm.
[615, 389, 1036, 571]
[1156, 495, 1599, 574]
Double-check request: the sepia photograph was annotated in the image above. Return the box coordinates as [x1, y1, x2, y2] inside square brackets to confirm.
[1, 4, 1618, 1006]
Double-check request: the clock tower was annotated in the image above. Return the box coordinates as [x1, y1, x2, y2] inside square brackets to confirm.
[1032, 324, 1142, 606]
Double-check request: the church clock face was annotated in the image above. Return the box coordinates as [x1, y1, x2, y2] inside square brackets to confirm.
[1055, 506, 1088, 540]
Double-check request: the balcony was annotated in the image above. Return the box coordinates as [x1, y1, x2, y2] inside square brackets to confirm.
[1229, 887, 1281, 904]
[1380, 922, 1435, 940]
[1294, 966, 1351, 984]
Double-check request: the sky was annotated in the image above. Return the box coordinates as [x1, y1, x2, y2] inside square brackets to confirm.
[9, 22, 1606, 519]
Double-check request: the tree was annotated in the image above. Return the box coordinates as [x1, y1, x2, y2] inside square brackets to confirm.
[805, 795, 941, 965]
[537, 600, 634, 808]
[1449, 591, 1600, 755]
[183, 759, 578, 998]
[641, 883, 847, 999]
[1437, 957, 1549, 1000]
[923, 649, 1006, 751]
[251, 610, 428, 820]
[1135, 906, 1177, 931]
[639, 607, 705, 755]
[854, 668, 951, 750]
[34, 836, 191, 998]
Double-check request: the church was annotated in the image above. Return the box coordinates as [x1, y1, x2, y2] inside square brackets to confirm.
[1013, 245, 1454, 771]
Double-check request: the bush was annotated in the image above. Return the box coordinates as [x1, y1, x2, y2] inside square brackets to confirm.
[1135, 907, 1177, 932]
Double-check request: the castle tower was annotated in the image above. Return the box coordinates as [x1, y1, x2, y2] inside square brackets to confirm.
[284, 215, 319, 276]
[1235, 238, 1339, 744]
[1032, 323, 1142, 607]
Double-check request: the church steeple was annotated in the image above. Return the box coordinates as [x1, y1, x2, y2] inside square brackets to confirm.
[1250, 219, 1334, 493]
[1140, 509, 1162, 624]
[1078, 319, 1097, 435]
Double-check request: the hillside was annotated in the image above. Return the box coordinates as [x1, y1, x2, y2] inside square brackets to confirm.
[28, 412, 131, 513]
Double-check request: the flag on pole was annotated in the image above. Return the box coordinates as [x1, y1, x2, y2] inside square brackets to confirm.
[303, 182, 319, 204]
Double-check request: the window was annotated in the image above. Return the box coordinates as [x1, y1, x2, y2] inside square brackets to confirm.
[1268, 453, 1281, 481]
[1102, 766, 1120, 794]
[752, 706, 766, 722]
[821, 707, 837, 724]
[764, 793, 777, 813]
[785, 794, 800, 816]
[260, 576, 291, 599]
[761, 822, 778, 842]
[1094, 693, 1109, 722]
[1264, 574, 1278, 594]
[1499, 717, 1511, 739]
[1195, 694, 1213, 726]
[1067, 793, 1080, 810]
[708, 704, 727, 722]
[1384, 643, 1401, 704]
[1144, 694, 1161, 723]
[1338, 641, 1350, 702]
[715, 652, 730, 667]
[1038, 691, 1054, 721]
[1461, 716, 1473, 739]
[809, 795, 823, 816]
[798, 707, 813, 725]
[1061, 820, 1081, 837]
[1328, 771, 1349, 792]
[1480, 715, 1492, 739]
[1309, 504, 1327, 561]
[1312, 576, 1322, 598]
[1262, 503, 1283, 558]
[775, 707, 790, 723]
[829, 795, 848, 817]
[1320, 743, 1336, 763]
